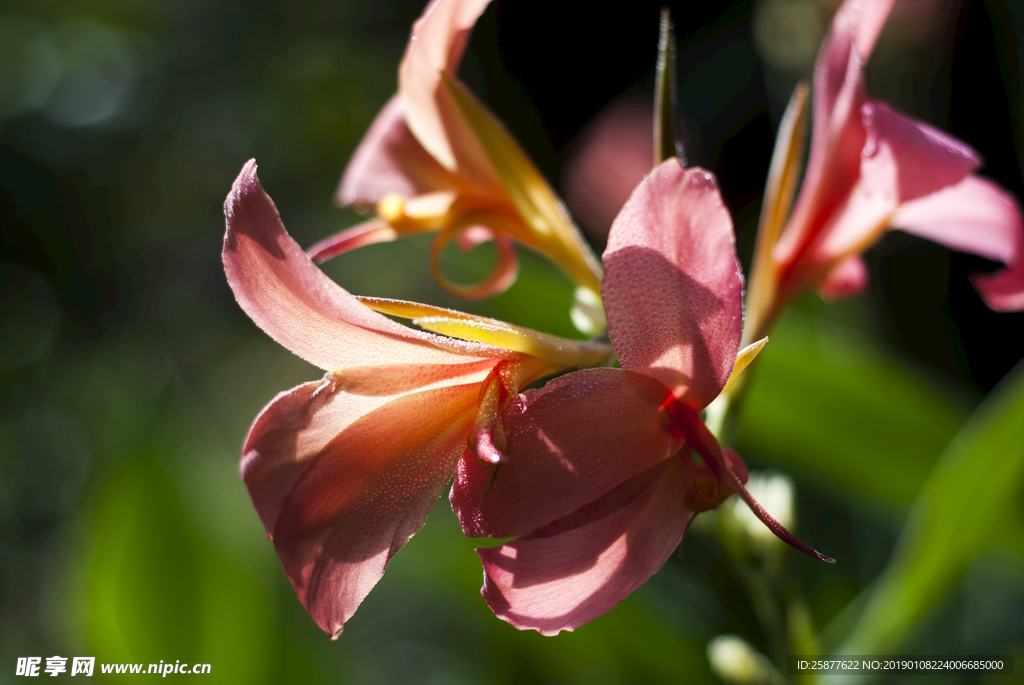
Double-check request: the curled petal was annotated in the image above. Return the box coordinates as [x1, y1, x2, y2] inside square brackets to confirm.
[306, 218, 398, 263]
[817, 255, 869, 300]
[398, 0, 500, 190]
[602, 159, 743, 406]
[890, 176, 1024, 311]
[270, 382, 483, 637]
[429, 224, 519, 299]
[452, 368, 678, 539]
[478, 458, 693, 635]
[442, 74, 604, 293]
[223, 160, 506, 370]
[335, 96, 468, 208]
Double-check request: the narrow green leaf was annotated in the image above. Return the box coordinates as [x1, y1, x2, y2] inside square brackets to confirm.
[737, 307, 971, 506]
[654, 8, 686, 166]
[833, 361, 1024, 658]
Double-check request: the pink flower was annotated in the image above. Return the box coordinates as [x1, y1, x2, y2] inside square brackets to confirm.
[746, 0, 1024, 342]
[223, 160, 610, 638]
[311, 0, 603, 313]
[451, 159, 832, 636]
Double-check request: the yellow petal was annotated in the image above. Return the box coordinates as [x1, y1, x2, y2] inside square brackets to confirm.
[356, 296, 611, 369]
[721, 337, 768, 397]
[441, 73, 603, 295]
[745, 83, 809, 344]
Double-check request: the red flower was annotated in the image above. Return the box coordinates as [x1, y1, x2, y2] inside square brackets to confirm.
[746, 0, 1024, 342]
[452, 160, 832, 636]
[223, 161, 609, 637]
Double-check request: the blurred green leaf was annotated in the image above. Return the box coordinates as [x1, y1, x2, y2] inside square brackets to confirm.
[832, 360, 1024, 659]
[84, 454, 317, 684]
[736, 308, 972, 506]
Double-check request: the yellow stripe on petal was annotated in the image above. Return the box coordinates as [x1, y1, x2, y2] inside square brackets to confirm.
[721, 337, 768, 397]
[440, 73, 603, 295]
[356, 296, 611, 369]
[745, 83, 809, 345]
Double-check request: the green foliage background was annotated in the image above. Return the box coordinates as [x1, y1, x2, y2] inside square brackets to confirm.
[1, 0, 1023, 682]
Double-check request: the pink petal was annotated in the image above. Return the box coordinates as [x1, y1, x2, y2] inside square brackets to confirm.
[398, 0, 501, 191]
[452, 368, 678, 539]
[859, 102, 981, 205]
[601, 159, 743, 406]
[817, 255, 869, 300]
[813, 0, 893, 156]
[306, 218, 398, 263]
[223, 160, 508, 370]
[832, 0, 895, 67]
[335, 95, 470, 209]
[269, 382, 483, 637]
[890, 175, 1024, 311]
[242, 361, 497, 535]
[777, 0, 894, 271]
[776, 33, 867, 270]
[811, 102, 983, 263]
[478, 457, 694, 635]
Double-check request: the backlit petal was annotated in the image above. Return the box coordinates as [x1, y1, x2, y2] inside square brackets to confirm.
[335, 95, 468, 209]
[452, 368, 677, 539]
[890, 176, 1024, 311]
[242, 361, 496, 535]
[356, 297, 611, 369]
[270, 382, 482, 637]
[478, 458, 693, 635]
[223, 160, 507, 370]
[859, 102, 980, 205]
[443, 74, 603, 293]
[602, 159, 743, 406]
[398, 0, 499, 190]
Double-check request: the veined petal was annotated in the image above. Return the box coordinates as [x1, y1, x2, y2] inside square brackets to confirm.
[452, 368, 678, 539]
[270, 382, 482, 637]
[442, 74, 604, 294]
[890, 176, 1024, 311]
[398, 0, 500, 191]
[602, 159, 743, 407]
[356, 296, 611, 369]
[335, 95, 469, 209]
[242, 360, 496, 535]
[223, 160, 509, 370]
[478, 457, 693, 636]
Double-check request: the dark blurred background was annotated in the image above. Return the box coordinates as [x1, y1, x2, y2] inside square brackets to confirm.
[2, 0, 1022, 682]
